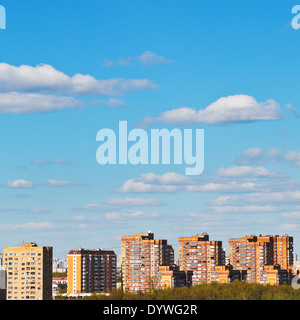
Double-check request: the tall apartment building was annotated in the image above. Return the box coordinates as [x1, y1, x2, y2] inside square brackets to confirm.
[3, 242, 52, 300]
[121, 231, 173, 293]
[166, 245, 175, 266]
[178, 233, 225, 284]
[67, 248, 116, 294]
[228, 234, 293, 283]
[272, 234, 294, 269]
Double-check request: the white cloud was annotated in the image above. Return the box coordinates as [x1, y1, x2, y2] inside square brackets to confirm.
[136, 51, 173, 65]
[104, 210, 159, 220]
[102, 59, 116, 67]
[235, 147, 300, 168]
[0, 92, 83, 114]
[103, 51, 173, 67]
[115, 178, 183, 193]
[77, 197, 162, 213]
[0, 63, 158, 114]
[244, 148, 264, 157]
[137, 172, 192, 185]
[114, 172, 189, 193]
[212, 190, 300, 206]
[285, 103, 300, 118]
[140, 94, 281, 126]
[98, 98, 125, 107]
[0, 222, 57, 231]
[184, 181, 256, 192]
[235, 147, 279, 165]
[115, 172, 257, 193]
[6, 179, 34, 188]
[216, 166, 285, 178]
[284, 151, 300, 167]
[46, 179, 86, 187]
[281, 211, 300, 219]
[104, 197, 162, 207]
[212, 205, 281, 213]
[0, 63, 158, 96]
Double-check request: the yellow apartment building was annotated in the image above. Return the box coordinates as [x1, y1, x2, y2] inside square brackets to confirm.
[3, 242, 52, 300]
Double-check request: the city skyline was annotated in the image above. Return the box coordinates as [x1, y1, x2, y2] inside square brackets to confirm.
[1, 231, 297, 299]
[0, 1, 300, 260]
[1, 230, 293, 263]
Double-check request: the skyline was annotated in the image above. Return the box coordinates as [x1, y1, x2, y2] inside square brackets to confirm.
[0, 0, 300, 259]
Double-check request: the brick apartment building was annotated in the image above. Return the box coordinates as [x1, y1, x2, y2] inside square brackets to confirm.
[121, 231, 178, 292]
[228, 234, 293, 284]
[178, 233, 226, 284]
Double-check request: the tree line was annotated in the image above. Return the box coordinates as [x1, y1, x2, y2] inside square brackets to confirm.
[55, 281, 300, 300]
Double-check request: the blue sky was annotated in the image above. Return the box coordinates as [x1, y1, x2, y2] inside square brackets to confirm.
[0, 0, 300, 259]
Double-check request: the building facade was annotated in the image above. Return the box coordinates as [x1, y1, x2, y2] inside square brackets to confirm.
[67, 248, 116, 294]
[178, 233, 225, 284]
[157, 265, 193, 289]
[228, 234, 293, 283]
[121, 231, 174, 293]
[3, 242, 52, 300]
[214, 265, 246, 283]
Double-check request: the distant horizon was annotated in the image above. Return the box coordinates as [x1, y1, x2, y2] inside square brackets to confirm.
[1, 231, 295, 262]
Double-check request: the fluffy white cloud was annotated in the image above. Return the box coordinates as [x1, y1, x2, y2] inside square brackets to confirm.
[212, 190, 300, 206]
[137, 172, 192, 185]
[0, 92, 83, 114]
[140, 94, 281, 126]
[0, 63, 158, 114]
[115, 178, 184, 193]
[216, 165, 285, 178]
[115, 172, 257, 193]
[114, 172, 191, 193]
[6, 179, 34, 188]
[0, 63, 158, 96]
